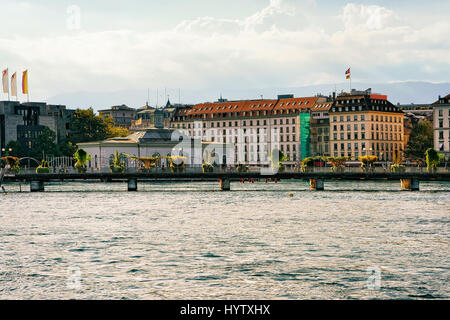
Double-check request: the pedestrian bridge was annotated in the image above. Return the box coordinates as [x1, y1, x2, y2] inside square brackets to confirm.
[2, 167, 449, 192]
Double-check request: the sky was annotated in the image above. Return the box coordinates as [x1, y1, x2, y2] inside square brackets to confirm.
[0, 0, 449, 107]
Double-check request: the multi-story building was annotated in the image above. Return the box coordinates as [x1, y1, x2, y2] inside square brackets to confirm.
[329, 90, 404, 161]
[310, 100, 333, 157]
[45, 104, 74, 142]
[0, 101, 74, 156]
[180, 95, 323, 167]
[432, 94, 450, 157]
[131, 105, 164, 131]
[99, 104, 136, 129]
[170, 105, 192, 132]
[131, 101, 194, 132]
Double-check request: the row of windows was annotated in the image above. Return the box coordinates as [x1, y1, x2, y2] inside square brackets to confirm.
[312, 144, 330, 154]
[332, 123, 402, 132]
[237, 143, 297, 153]
[436, 119, 450, 128]
[189, 108, 303, 120]
[333, 151, 396, 160]
[333, 142, 400, 152]
[189, 118, 297, 129]
[206, 134, 298, 143]
[437, 109, 449, 117]
[438, 131, 448, 139]
[332, 114, 401, 123]
[17, 130, 41, 139]
[333, 132, 402, 141]
[315, 127, 329, 134]
[332, 103, 396, 113]
[336, 99, 387, 105]
[235, 153, 298, 163]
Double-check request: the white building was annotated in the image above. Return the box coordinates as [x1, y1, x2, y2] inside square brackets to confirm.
[77, 128, 234, 170]
[172, 95, 324, 168]
[433, 94, 450, 158]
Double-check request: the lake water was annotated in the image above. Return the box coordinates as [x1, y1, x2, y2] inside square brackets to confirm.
[0, 180, 449, 299]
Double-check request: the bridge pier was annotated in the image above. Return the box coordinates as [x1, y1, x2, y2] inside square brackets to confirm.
[219, 178, 230, 191]
[127, 178, 137, 191]
[401, 178, 419, 191]
[30, 181, 44, 192]
[310, 178, 324, 191]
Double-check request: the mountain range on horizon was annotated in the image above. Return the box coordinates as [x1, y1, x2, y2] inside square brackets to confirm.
[47, 81, 450, 111]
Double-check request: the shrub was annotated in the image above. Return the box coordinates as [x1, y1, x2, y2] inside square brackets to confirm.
[1, 156, 20, 174]
[390, 163, 405, 173]
[36, 159, 50, 174]
[236, 164, 249, 173]
[327, 156, 350, 171]
[168, 156, 185, 173]
[74, 148, 91, 173]
[359, 155, 378, 169]
[110, 150, 125, 173]
[202, 162, 214, 173]
[425, 148, 440, 171]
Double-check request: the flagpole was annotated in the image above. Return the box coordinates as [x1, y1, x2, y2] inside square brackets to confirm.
[349, 66, 351, 93]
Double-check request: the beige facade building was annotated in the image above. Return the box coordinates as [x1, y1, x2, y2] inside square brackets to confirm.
[99, 104, 136, 129]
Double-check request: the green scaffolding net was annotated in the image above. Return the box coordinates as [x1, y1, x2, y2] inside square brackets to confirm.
[299, 113, 311, 160]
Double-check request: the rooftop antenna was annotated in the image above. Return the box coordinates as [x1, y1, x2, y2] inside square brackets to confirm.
[146, 88, 149, 106]
[179, 88, 181, 104]
[156, 88, 159, 107]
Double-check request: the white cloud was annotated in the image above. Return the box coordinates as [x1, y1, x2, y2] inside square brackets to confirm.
[0, 0, 449, 102]
[341, 3, 396, 30]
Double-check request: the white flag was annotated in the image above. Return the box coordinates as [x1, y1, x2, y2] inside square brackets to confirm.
[2, 68, 8, 94]
[11, 72, 17, 97]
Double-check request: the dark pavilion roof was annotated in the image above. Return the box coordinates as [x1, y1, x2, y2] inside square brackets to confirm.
[127, 128, 176, 142]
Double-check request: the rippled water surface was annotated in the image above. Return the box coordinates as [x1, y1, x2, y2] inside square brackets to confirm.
[0, 180, 449, 299]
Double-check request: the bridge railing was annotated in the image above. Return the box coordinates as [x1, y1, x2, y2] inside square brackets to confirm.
[4, 164, 450, 176]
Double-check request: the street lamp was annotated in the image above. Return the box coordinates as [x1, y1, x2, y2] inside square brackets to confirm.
[1, 148, 12, 157]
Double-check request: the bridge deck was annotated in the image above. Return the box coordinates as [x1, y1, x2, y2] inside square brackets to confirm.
[3, 171, 450, 182]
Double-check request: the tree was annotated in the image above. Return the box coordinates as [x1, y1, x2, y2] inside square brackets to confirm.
[404, 120, 433, 161]
[69, 108, 110, 143]
[425, 148, 441, 172]
[104, 116, 130, 138]
[58, 141, 77, 157]
[32, 127, 60, 160]
[69, 109, 130, 143]
[5, 140, 27, 158]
